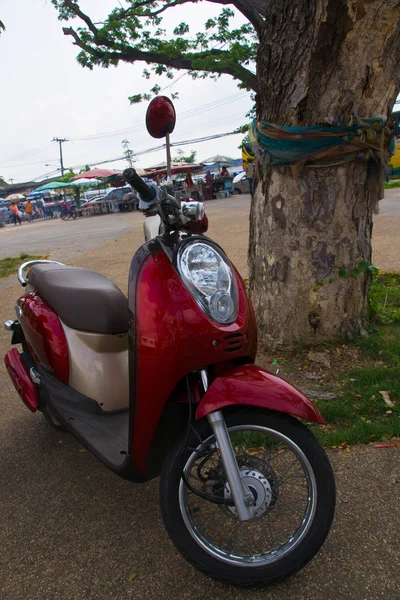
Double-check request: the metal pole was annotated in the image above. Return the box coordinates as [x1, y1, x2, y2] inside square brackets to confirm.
[52, 138, 67, 177]
[166, 132, 172, 181]
[58, 140, 64, 176]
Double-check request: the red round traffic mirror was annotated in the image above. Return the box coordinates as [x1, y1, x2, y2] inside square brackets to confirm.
[146, 96, 176, 139]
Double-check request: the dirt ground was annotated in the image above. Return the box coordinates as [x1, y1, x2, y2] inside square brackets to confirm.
[1, 198, 400, 600]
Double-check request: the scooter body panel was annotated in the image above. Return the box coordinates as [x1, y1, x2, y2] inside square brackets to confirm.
[5, 348, 38, 412]
[195, 363, 326, 424]
[128, 237, 257, 475]
[17, 292, 69, 384]
[61, 323, 129, 411]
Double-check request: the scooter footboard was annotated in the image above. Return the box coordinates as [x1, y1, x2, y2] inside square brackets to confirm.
[195, 364, 326, 424]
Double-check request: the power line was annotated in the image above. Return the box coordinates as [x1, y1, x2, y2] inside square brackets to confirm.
[1, 92, 251, 177]
[2, 142, 55, 163]
[69, 92, 249, 142]
[24, 125, 245, 182]
[50, 129, 241, 173]
[0, 158, 60, 169]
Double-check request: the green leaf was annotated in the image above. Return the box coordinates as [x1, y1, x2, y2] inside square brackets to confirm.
[339, 268, 347, 278]
[129, 572, 137, 581]
[51, 0, 257, 104]
[128, 94, 143, 104]
[358, 260, 370, 271]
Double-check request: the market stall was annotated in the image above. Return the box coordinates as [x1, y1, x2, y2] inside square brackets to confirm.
[201, 155, 242, 198]
[146, 162, 205, 201]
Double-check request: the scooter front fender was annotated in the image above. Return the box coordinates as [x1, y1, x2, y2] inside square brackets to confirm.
[196, 364, 326, 424]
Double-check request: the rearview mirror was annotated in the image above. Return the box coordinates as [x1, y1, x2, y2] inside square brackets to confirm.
[146, 96, 176, 139]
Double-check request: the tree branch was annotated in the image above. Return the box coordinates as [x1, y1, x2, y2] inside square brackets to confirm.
[117, 0, 265, 36]
[63, 0, 98, 34]
[231, 0, 265, 34]
[141, 0, 200, 18]
[63, 25, 258, 90]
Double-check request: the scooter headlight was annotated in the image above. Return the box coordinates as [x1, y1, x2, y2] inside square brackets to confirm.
[177, 241, 238, 324]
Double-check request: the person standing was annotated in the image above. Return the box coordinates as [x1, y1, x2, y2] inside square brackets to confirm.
[185, 173, 194, 188]
[10, 202, 22, 225]
[220, 166, 231, 178]
[205, 171, 214, 200]
[245, 161, 255, 198]
[25, 199, 33, 223]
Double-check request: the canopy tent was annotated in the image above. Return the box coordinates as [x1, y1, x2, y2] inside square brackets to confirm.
[148, 160, 169, 169]
[35, 181, 74, 191]
[26, 191, 45, 199]
[72, 169, 121, 180]
[203, 158, 242, 171]
[147, 162, 204, 178]
[72, 177, 103, 186]
[5, 193, 26, 201]
[201, 154, 240, 174]
[202, 154, 235, 165]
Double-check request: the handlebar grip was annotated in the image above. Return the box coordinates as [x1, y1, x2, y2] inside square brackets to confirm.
[123, 168, 156, 202]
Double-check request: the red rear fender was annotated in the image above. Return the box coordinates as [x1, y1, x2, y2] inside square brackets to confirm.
[5, 349, 38, 412]
[196, 364, 326, 424]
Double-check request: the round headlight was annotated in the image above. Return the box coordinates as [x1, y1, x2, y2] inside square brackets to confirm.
[177, 241, 238, 324]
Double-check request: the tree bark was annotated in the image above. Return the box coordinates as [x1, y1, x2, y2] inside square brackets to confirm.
[249, 0, 400, 348]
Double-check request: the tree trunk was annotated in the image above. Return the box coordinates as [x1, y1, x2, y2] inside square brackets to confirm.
[250, 0, 400, 347]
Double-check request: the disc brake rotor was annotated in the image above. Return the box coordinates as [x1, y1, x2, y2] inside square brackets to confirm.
[225, 467, 273, 519]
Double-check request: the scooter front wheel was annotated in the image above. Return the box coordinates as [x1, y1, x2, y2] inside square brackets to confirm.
[160, 410, 335, 587]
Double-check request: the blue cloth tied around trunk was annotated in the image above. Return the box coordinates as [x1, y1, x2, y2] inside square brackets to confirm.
[250, 117, 393, 167]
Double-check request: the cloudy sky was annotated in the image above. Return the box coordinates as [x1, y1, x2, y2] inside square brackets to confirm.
[0, 0, 253, 183]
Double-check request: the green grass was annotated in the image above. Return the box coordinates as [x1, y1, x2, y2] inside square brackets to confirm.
[311, 272, 400, 447]
[384, 180, 400, 188]
[0, 253, 42, 279]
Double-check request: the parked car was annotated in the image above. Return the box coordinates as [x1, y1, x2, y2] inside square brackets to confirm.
[98, 186, 139, 210]
[233, 171, 250, 194]
[81, 189, 105, 203]
[97, 186, 132, 202]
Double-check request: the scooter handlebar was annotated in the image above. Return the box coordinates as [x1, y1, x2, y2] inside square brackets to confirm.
[123, 168, 156, 202]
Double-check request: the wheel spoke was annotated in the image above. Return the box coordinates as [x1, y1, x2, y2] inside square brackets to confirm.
[179, 423, 318, 567]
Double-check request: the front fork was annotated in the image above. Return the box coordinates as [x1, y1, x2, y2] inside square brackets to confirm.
[201, 370, 254, 521]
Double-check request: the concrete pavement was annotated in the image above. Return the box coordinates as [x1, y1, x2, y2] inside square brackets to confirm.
[0, 213, 132, 260]
[378, 187, 400, 215]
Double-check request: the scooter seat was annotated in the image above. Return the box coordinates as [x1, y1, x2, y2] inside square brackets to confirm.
[27, 263, 128, 334]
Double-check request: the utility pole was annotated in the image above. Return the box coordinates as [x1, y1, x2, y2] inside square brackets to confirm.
[52, 137, 68, 176]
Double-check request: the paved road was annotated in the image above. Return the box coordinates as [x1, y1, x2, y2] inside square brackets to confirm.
[378, 187, 400, 215]
[0, 190, 398, 262]
[0, 213, 133, 260]
[217, 189, 400, 215]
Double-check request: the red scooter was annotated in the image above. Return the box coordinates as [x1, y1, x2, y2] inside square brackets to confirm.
[4, 168, 335, 587]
